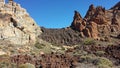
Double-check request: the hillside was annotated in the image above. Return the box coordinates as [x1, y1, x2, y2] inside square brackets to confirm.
[0, 0, 120, 68]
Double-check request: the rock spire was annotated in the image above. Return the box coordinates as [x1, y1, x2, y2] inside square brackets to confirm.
[71, 2, 120, 40]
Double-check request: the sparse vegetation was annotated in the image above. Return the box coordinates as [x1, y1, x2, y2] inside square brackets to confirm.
[19, 63, 35, 68]
[80, 54, 95, 63]
[0, 56, 17, 68]
[34, 42, 45, 49]
[0, 1, 120, 68]
[80, 54, 113, 68]
[95, 51, 105, 56]
[94, 57, 113, 68]
[97, 64, 111, 68]
[83, 38, 96, 45]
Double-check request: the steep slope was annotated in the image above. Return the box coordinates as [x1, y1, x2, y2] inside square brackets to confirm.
[0, 0, 41, 45]
[39, 27, 82, 46]
[1, 1, 120, 68]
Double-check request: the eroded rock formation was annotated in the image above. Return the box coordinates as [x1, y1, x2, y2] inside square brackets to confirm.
[71, 3, 120, 40]
[0, 0, 41, 45]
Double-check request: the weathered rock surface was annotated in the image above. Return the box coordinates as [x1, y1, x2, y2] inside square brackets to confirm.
[11, 53, 78, 68]
[0, 0, 41, 45]
[71, 11, 85, 31]
[39, 27, 82, 46]
[71, 2, 120, 40]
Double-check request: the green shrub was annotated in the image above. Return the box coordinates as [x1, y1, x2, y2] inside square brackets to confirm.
[94, 57, 113, 68]
[34, 42, 45, 49]
[83, 38, 96, 45]
[19, 63, 35, 68]
[80, 55, 94, 63]
[42, 45, 52, 54]
[95, 51, 105, 56]
[97, 64, 111, 68]
[0, 58, 17, 68]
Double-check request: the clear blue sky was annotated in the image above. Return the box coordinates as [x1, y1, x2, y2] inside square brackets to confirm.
[9, 0, 120, 28]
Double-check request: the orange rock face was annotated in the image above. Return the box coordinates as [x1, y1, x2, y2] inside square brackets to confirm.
[71, 2, 120, 39]
[71, 11, 85, 31]
[88, 21, 99, 39]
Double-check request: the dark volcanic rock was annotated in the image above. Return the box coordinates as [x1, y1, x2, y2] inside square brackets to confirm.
[11, 53, 78, 68]
[106, 44, 120, 60]
[39, 27, 82, 46]
[117, 34, 120, 39]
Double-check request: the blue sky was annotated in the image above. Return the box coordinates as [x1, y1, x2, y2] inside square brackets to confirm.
[10, 0, 120, 28]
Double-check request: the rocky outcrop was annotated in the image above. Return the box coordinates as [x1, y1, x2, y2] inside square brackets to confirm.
[0, 0, 41, 45]
[71, 2, 120, 40]
[71, 11, 86, 32]
[71, 10, 99, 39]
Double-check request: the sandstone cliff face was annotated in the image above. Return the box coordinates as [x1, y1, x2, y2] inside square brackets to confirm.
[0, 0, 41, 45]
[71, 2, 120, 40]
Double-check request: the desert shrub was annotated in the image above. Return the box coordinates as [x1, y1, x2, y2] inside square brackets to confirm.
[73, 50, 88, 56]
[42, 45, 52, 54]
[107, 43, 113, 46]
[80, 55, 95, 63]
[97, 64, 111, 68]
[61, 46, 66, 51]
[94, 57, 113, 68]
[95, 51, 105, 56]
[34, 42, 45, 49]
[83, 38, 96, 45]
[19, 63, 35, 68]
[0, 58, 17, 68]
[10, 63, 17, 68]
